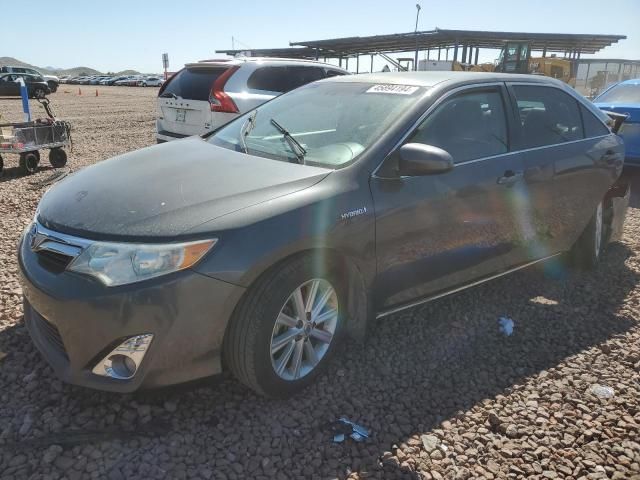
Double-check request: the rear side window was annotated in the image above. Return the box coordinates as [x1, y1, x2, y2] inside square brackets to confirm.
[580, 105, 610, 138]
[161, 67, 226, 101]
[326, 69, 346, 78]
[287, 66, 325, 91]
[247, 66, 325, 93]
[408, 89, 509, 163]
[247, 66, 289, 92]
[512, 85, 583, 148]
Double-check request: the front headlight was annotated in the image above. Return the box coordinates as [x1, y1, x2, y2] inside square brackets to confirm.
[68, 239, 216, 286]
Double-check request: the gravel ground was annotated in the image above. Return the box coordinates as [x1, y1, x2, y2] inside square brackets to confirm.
[1, 88, 639, 480]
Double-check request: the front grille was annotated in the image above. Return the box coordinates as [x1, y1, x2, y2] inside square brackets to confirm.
[32, 309, 69, 361]
[36, 250, 74, 273]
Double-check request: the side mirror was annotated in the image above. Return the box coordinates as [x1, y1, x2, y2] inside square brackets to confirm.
[398, 143, 454, 176]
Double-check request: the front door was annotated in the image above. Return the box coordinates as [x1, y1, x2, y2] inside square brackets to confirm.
[371, 84, 527, 310]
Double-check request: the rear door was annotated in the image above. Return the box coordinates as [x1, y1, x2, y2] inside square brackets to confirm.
[508, 83, 623, 257]
[157, 66, 230, 136]
[371, 84, 527, 310]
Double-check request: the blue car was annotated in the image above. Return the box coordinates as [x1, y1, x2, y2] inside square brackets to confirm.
[594, 79, 640, 166]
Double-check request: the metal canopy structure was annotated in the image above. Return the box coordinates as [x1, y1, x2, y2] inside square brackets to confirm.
[290, 29, 626, 56]
[215, 47, 321, 60]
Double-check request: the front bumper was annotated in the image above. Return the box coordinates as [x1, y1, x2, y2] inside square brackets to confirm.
[18, 234, 245, 392]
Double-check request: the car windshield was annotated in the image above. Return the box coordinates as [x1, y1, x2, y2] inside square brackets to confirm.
[596, 83, 640, 104]
[208, 81, 424, 168]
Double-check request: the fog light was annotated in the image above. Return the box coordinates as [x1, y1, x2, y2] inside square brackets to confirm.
[92, 334, 153, 380]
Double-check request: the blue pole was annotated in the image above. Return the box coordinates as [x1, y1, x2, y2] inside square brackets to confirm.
[18, 78, 31, 122]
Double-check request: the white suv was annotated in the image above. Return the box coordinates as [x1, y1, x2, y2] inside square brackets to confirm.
[155, 58, 349, 143]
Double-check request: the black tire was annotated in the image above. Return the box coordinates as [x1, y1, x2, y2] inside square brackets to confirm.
[224, 254, 345, 398]
[570, 200, 604, 269]
[0, 154, 3, 176]
[33, 87, 46, 99]
[19, 151, 40, 174]
[47, 81, 58, 93]
[49, 148, 67, 168]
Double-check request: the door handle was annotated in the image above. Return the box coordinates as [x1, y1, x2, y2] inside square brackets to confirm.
[497, 170, 523, 185]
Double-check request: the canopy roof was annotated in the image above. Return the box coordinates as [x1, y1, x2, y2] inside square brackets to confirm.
[289, 28, 626, 56]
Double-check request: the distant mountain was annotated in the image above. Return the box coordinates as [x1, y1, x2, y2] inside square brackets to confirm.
[0, 57, 140, 77]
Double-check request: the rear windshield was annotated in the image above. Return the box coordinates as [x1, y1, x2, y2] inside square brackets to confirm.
[596, 83, 640, 104]
[161, 67, 226, 101]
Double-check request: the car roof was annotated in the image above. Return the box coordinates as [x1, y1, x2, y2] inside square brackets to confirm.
[619, 78, 640, 85]
[185, 57, 348, 70]
[323, 71, 566, 88]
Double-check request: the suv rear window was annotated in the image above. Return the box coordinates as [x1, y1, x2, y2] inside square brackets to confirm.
[161, 67, 227, 101]
[247, 66, 326, 93]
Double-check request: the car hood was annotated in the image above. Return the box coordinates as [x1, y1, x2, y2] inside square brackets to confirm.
[38, 137, 331, 241]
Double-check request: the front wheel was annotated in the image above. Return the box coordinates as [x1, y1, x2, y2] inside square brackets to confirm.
[224, 255, 344, 397]
[33, 88, 46, 99]
[570, 200, 604, 269]
[19, 151, 40, 174]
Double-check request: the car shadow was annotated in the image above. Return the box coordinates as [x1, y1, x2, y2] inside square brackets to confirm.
[0, 239, 637, 478]
[0, 165, 56, 184]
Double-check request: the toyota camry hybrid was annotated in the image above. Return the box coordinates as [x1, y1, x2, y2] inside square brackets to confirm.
[19, 72, 630, 397]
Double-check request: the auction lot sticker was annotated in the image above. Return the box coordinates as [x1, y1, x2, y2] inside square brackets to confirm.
[366, 84, 420, 95]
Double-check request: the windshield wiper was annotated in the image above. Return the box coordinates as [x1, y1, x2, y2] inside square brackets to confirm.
[270, 118, 306, 164]
[160, 92, 178, 99]
[239, 110, 258, 154]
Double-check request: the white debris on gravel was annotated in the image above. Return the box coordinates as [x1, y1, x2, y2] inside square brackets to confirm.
[1, 88, 640, 479]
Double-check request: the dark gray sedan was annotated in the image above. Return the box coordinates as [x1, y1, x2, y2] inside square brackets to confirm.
[18, 72, 630, 397]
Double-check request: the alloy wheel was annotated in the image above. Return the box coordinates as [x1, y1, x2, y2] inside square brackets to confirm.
[270, 279, 338, 381]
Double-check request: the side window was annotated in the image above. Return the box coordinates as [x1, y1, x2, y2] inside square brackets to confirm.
[14, 68, 26, 74]
[247, 66, 290, 93]
[512, 85, 583, 148]
[286, 66, 325, 91]
[580, 104, 610, 137]
[326, 69, 346, 78]
[408, 89, 509, 163]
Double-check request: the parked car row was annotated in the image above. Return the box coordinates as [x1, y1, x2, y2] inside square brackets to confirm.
[60, 75, 164, 87]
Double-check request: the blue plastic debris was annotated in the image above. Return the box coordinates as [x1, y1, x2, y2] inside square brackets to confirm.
[498, 317, 514, 336]
[331, 417, 370, 443]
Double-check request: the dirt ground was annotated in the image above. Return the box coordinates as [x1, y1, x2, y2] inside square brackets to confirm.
[0, 87, 639, 480]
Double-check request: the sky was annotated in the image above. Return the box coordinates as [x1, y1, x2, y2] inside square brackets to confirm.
[3, 0, 639, 73]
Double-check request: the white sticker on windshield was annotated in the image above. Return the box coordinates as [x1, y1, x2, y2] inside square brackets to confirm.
[366, 84, 420, 95]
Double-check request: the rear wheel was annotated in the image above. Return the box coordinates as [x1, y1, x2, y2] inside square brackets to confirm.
[49, 148, 67, 168]
[571, 200, 604, 269]
[19, 151, 40, 174]
[0, 154, 3, 176]
[33, 87, 46, 99]
[224, 255, 344, 397]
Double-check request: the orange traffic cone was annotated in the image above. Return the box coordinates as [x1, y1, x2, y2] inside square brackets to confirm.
[95, 89, 99, 97]
[78, 88, 82, 95]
